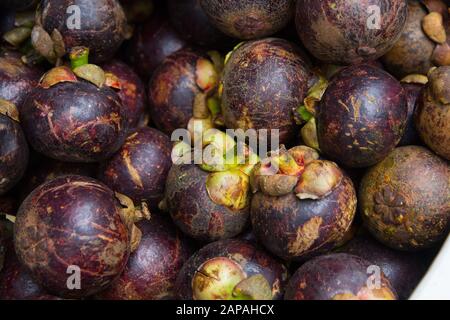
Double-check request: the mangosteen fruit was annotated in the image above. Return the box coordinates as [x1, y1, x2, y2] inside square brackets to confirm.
[221, 38, 314, 145]
[96, 214, 193, 300]
[148, 48, 219, 135]
[0, 99, 29, 196]
[13, 175, 146, 299]
[167, 0, 233, 48]
[339, 231, 431, 299]
[20, 48, 129, 163]
[312, 64, 407, 168]
[200, 0, 295, 40]
[99, 127, 172, 210]
[32, 0, 128, 64]
[284, 253, 397, 300]
[175, 239, 289, 300]
[102, 59, 147, 130]
[398, 83, 423, 146]
[250, 146, 357, 261]
[126, 11, 187, 79]
[163, 129, 255, 242]
[382, 1, 436, 78]
[295, 0, 408, 65]
[360, 146, 450, 251]
[415, 66, 450, 160]
[0, 49, 42, 110]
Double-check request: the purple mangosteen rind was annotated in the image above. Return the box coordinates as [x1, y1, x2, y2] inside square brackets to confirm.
[317, 64, 408, 168]
[175, 239, 289, 300]
[360, 146, 450, 251]
[14, 175, 130, 299]
[295, 0, 408, 65]
[221, 38, 314, 145]
[99, 127, 172, 209]
[199, 0, 295, 40]
[284, 253, 397, 300]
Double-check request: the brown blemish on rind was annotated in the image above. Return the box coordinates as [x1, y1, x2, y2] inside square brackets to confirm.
[288, 217, 323, 256]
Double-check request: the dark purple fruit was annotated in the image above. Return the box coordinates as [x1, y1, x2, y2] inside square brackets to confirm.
[415, 66, 450, 160]
[339, 231, 431, 299]
[102, 59, 147, 130]
[221, 38, 314, 145]
[0, 102, 29, 196]
[0, 50, 42, 110]
[148, 48, 218, 135]
[398, 83, 423, 146]
[360, 146, 450, 251]
[317, 64, 407, 168]
[295, 0, 408, 65]
[0, 241, 59, 300]
[200, 0, 295, 40]
[126, 11, 187, 79]
[96, 214, 193, 300]
[99, 127, 172, 209]
[21, 67, 129, 163]
[250, 147, 357, 261]
[285, 253, 397, 300]
[175, 239, 289, 300]
[36, 0, 128, 63]
[167, 0, 232, 48]
[382, 1, 436, 78]
[14, 175, 130, 298]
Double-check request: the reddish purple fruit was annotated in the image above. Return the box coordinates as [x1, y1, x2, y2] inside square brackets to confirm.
[200, 0, 295, 40]
[360, 146, 450, 251]
[295, 0, 408, 65]
[221, 38, 314, 145]
[285, 253, 397, 300]
[14, 175, 130, 299]
[126, 11, 187, 79]
[36, 0, 128, 63]
[339, 231, 431, 299]
[0, 50, 42, 110]
[175, 239, 289, 300]
[99, 127, 172, 209]
[316, 64, 407, 168]
[168, 0, 233, 48]
[96, 214, 193, 300]
[102, 59, 147, 130]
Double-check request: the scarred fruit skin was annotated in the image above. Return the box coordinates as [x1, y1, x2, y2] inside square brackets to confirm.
[39, 0, 127, 63]
[21, 81, 129, 163]
[251, 175, 356, 261]
[168, 0, 232, 48]
[148, 48, 215, 135]
[415, 66, 450, 160]
[285, 253, 397, 300]
[175, 239, 289, 300]
[164, 164, 249, 242]
[96, 214, 193, 300]
[14, 175, 130, 299]
[200, 0, 295, 40]
[0, 50, 42, 110]
[360, 146, 450, 251]
[295, 0, 408, 65]
[382, 1, 436, 78]
[317, 64, 407, 168]
[126, 11, 187, 79]
[339, 232, 431, 299]
[0, 112, 29, 196]
[99, 127, 172, 209]
[102, 59, 147, 130]
[0, 241, 60, 300]
[398, 83, 422, 146]
[222, 38, 313, 145]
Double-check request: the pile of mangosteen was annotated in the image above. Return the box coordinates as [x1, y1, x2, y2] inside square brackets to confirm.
[0, 0, 449, 301]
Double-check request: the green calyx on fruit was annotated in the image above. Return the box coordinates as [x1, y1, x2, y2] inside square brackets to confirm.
[301, 118, 320, 151]
[401, 74, 429, 85]
[0, 99, 20, 122]
[195, 57, 219, 93]
[70, 47, 106, 87]
[39, 66, 78, 88]
[3, 11, 36, 47]
[31, 25, 66, 65]
[294, 73, 328, 124]
[192, 257, 272, 300]
[206, 169, 250, 210]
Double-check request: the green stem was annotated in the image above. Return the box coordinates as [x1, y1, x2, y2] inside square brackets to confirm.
[70, 46, 89, 69]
